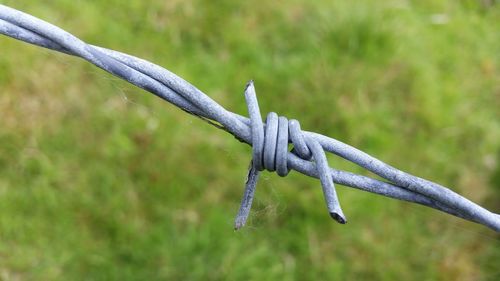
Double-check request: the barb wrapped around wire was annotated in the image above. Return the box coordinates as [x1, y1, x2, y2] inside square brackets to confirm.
[0, 4, 499, 232]
[235, 81, 345, 229]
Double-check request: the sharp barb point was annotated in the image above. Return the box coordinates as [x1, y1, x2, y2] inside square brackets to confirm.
[330, 212, 347, 224]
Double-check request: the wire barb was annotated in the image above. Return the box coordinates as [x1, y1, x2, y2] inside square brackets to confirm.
[235, 81, 346, 229]
[0, 4, 499, 232]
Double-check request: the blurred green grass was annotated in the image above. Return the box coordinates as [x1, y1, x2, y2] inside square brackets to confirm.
[0, 0, 499, 280]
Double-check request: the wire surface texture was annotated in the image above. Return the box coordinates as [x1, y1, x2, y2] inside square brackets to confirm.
[1, 4, 499, 232]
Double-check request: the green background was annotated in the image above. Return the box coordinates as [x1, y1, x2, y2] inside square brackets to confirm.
[0, 0, 499, 280]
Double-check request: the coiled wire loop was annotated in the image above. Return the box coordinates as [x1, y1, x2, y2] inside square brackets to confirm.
[234, 81, 346, 229]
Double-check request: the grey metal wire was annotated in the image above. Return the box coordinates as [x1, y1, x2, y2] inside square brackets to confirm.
[1, 4, 499, 232]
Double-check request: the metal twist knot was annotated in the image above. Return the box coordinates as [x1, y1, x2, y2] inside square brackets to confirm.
[234, 81, 346, 229]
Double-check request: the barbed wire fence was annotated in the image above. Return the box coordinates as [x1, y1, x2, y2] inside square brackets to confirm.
[1, 4, 499, 232]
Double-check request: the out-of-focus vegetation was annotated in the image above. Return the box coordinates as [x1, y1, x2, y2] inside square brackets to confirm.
[0, 0, 499, 280]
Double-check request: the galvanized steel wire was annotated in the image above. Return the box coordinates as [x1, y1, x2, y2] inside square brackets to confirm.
[1, 4, 499, 232]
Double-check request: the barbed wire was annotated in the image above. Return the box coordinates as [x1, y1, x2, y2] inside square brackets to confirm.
[0, 4, 498, 232]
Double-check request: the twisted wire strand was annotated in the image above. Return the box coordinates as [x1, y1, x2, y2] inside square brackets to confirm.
[1, 4, 499, 231]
